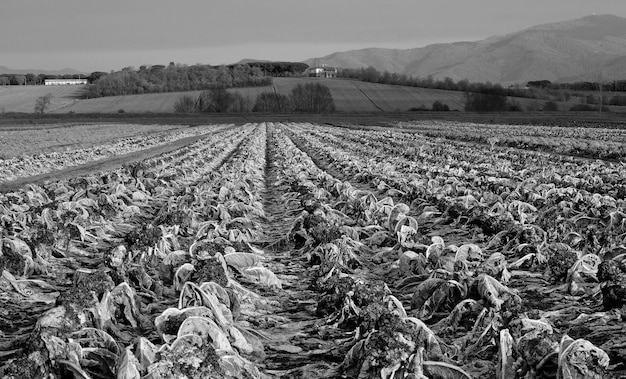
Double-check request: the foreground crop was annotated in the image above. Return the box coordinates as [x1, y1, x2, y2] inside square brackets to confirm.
[1, 121, 625, 378]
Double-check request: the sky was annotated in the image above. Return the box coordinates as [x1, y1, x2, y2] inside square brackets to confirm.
[1, 0, 625, 73]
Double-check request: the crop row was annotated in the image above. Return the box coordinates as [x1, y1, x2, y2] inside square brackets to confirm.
[283, 123, 625, 377]
[395, 120, 626, 160]
[0, 121, 622, 378]
[291, 124, 626, 248]
[0, 124, 232, 183]
[271, 124, 541, 377]
[0, 124, 279, 378]
[303, 123, 626, 196]
[0, 123, 195, 158]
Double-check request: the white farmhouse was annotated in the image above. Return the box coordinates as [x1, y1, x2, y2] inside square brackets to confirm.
[44, 78, 88, 85]
[307, 66, 337, 78]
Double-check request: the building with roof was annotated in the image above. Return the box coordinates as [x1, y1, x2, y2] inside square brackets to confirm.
[44, 78, 88, 85]
[307, 66, 337, 78]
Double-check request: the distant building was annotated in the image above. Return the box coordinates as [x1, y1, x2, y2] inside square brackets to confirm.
[307, 65, 337, 78]
[44, 78, 88, 85]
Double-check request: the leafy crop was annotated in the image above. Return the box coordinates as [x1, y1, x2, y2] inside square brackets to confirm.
[1, 121, 623, 378]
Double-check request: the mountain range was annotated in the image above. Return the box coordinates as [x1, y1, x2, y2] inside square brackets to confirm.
[4, 15, 626, 86]
[303, 14, 626, 85]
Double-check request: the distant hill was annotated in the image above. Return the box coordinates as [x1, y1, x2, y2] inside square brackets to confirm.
[0, 66, 87, 76]
[304, 14, 626, 85]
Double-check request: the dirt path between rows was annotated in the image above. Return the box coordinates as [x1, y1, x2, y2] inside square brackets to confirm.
[0, 125, 237, 193]
[249, 126, 344, 378]
[285, 130, 375, 195]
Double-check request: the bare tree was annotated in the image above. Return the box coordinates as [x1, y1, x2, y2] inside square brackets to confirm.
[34, 93, 52, 114]
[173, 95, 198, 113]
[253, 92, 292, 113]
[290, 83, 335, 113]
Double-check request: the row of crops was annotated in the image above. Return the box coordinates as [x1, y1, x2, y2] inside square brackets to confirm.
[281, 123, 626, 376]
[0, 124, 232, 183]
[1, 121, 625, 378]
[393, 120, 626, 161]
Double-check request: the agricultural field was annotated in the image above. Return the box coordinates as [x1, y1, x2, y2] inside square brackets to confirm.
[47, 78, 470, 114]
[1, 79, 480, 114]
[386, 120, 626, 161]
[4, 79, 626, 114]
[1, 120, 625, 379]
[0, 123, 193, 158]
[0, 85, 84, 113]
[0, 123, 231, 185]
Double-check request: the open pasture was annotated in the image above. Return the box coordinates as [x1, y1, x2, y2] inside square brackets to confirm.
[5, 78, 626, 114]
[1, 121, 625, 378]
[0, 78, 471, 114]
[0, 85, 84, 113]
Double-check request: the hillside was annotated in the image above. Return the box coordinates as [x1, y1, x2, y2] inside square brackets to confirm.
[304, 14, 626, 85]
[34, 78, 468, 114]
[2, 78, 613, 115]
[0, 85, 84, 113]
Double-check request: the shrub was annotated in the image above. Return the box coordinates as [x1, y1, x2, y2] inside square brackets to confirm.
[253, 92, 292, 113]
[506, 99, 523, 112]
[290, 83, 335, 113]
[173, 95, 198, 113]
[464, 92, 507, 112]
[608, 95, 626, 106]
[198, 88, 233, 113]
[585, 94, 598, 104]
[228, 93, 252, 113]
[34, 93, 52, 114]
[543, 101, 559, 111]
[525, 101, 540, 112]
[569, 104, 596, 111]
[431, 101, 450, 111]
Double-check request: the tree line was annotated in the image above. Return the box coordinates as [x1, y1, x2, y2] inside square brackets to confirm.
[527, 79, 626, 92]
[338, 66, 626, 104]
[1, 61, 308, 92]
[173, 83, 335, 114]
[235, 62, 309, 77]
[338, 66, 534, 98]
[82, 63, 273, 98]
[0, 73, 87, 86]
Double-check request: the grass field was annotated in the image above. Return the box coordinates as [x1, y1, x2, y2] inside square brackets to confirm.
[0, 85, 84, 113]
[263, 78, 468, 112]
[47, 78, 471, 114]
[0, 78, 492, 114]
[54, 90, 206, 114]
[2, 78, 625, 114]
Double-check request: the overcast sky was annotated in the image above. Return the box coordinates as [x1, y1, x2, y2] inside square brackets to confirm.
[1, 0, 625, 72]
